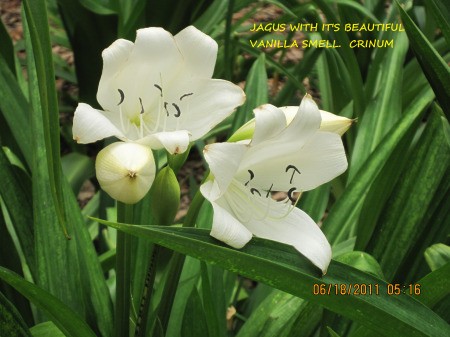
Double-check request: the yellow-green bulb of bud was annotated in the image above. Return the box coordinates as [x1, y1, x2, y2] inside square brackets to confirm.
[95, 142, 156, 204]
[150, 166, 180, 226]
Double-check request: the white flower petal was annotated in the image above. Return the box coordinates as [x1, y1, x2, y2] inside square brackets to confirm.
[174, 79, 245, 140]
[208, 197, 253, 249]
[280, 106, 353, 136]
[245, 202, 332, 274]
[174, 26, 218, 78]
[129, 27, 181, 68]
[202, 142, 248, 200]
[110, 28, 184, 120]
[72, 103, 126, 144]
[139, 130, 190, 154]
[251, 104, 287, 146]
[285, 95, 322, 142]
[97, 39, 134, 113]
[237, 131, 348, 192]
[279, 106, 298, 125]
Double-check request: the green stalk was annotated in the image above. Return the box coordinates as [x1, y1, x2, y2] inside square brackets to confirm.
[115, 202, 134, 337]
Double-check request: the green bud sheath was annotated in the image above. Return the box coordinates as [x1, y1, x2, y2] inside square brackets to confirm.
[150, 166, 181, 226]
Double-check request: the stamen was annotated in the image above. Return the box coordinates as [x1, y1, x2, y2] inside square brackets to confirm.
[265, 184, 274, 198]
[250, 188, 261, 196]
[164, 102, 169, 116]
[117, 89, 125, 105]
[154, 84, 163, 96]
[245, 170, 255, 186]
[152, 73, 163, 132]
[139, 97, 144, 114]
[172, 103, 181, 117]
[180, 93, 193, 100]
[286, 165, 301, 184]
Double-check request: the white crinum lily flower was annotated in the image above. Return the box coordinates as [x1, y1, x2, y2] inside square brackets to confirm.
[72, 26, 245, 154]
[200, 95, 349, 274]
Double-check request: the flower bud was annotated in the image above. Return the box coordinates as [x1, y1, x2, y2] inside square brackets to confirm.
[318, 110, 354, 136]
[150, 166, 180, 225]
[95, 142, 156, 204]
[227, 119, 255, 143]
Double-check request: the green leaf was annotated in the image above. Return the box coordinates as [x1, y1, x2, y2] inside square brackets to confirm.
[236, 290, 308, 337]
[349, 29, 409, 179]
[0, 57, 32, 167]
[23, 0, 67, 236]
[0, 267, 97, 337]
[322, 87, 435, 245]
[426, 0, 450, 46]
[237, 41, 304, 91]
[181, 287, 209, 337]
[61, 152, 95, 195]
[417, 262, 450, 308]
[200, 263, 224, 337]
[95, 221, 450, 337]
[56, 0, 116, 105]
[313, 0, 366, 116]
[327, 327, 342, 337]
[367, 108, 450, 280]
[334, 252, 384, 279]
[165, 257, 201, 336]
[424, 244, 450, 271]
[397, 2, 450, 117]
[30, 322, 65, 337]
[0, 17, 16, 75]
[79, 0, 116, 15]
[0, 147, 35, 278]
[231, 53, 268, 134]
[354, 115, 417, 251]
[0, 291, 32, 337]
[23, 10, 113, 336]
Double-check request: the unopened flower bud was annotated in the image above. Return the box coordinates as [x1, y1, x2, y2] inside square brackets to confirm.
[150, 166, 180, 225]
[95, 142, 156, 204]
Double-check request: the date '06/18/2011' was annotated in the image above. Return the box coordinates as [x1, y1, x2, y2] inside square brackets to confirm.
[312, 283, 421, 296]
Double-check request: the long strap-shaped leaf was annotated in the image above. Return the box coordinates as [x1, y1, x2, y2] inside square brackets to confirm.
[0, 267, 97, 337]
[96, 221, 450, 337]
[397, 1, 450, 117]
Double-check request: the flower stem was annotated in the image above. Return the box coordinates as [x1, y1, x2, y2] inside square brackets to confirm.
[115, 202, 134, 337]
